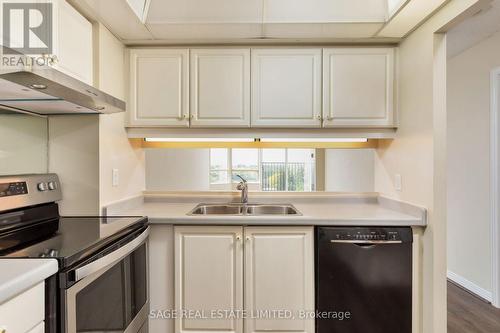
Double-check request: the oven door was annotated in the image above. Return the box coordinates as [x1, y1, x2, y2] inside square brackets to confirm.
[63, 226, 149, 333]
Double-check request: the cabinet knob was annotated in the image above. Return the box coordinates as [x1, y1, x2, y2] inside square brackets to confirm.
[316, 115, 322, 121]
[246, 236, 251, 241]
[326, 116, 333, 121]
[236, 235, 241, 241]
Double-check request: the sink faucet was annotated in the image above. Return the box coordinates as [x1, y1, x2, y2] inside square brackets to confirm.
[236, 174, 248, 204]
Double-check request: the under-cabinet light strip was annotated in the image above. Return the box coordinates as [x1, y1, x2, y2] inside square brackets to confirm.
[260, 138, 368, 143]
[144, 138, 255, 143]
[144, 138, 368, 143]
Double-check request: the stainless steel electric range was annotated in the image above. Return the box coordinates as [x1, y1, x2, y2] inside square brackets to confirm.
[0, 174, 149, 333]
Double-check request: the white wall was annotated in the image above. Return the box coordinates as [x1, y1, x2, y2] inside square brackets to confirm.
[0, 115, 48, 175]
[325, 149, 374, 192]
[95, 23, 145, 208]
[446, 29, 500, 296]
[146, 149, 210, 191]
[374, 1, 482, 332]
[44, 24, 145, 215]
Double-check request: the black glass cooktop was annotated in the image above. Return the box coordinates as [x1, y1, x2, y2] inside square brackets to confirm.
[2, 215, 147, 267]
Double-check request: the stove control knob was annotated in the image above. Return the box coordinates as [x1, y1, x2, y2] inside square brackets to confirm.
[48, 181, 58, 190]
[37, 182, 48, 191]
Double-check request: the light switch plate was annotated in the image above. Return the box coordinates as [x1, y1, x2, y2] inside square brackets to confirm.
[395, 174, 402, 191]
[112, 168, 119, 187]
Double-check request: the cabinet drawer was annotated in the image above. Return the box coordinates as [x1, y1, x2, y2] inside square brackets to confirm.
[0, 283, 44, 333]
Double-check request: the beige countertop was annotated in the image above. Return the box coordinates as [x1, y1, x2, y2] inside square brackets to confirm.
[105, 192, 427, 227]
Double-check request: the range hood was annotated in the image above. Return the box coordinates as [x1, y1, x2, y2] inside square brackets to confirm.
[0, 68, 126, 115]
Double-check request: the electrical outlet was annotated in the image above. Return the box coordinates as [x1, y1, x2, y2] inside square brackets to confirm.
[112, 169, 119, 187]
[395, 174, 402, 191]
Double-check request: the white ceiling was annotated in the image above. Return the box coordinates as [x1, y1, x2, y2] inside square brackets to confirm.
[447, 0, 500, 58]
[146, 0, 389, 24]
[146, 0, 264, 24]
[70, 0, 473, 44]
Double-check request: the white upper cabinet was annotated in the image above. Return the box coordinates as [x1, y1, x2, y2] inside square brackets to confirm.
[126, 46, 397, 129]
[244, 227, 315, 333]
[174, 226, 244, 333]
[322, 48, 396, 127]
[129, 49, 189, 127]
[190, 49, 251, 127]
[251, 49, 322, 128]
[53, 0, 93, 85]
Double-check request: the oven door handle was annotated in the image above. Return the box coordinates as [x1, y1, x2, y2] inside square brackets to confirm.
[73, 227, 149, 282]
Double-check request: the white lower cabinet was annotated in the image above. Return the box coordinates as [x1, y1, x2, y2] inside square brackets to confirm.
[173, 226, 314, 333]
[244, 227, 314, 333]
[0, 282, 45, 333]
[174, 226, 244, 333]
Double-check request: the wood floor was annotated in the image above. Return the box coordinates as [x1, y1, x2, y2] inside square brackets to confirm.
[448, 281, 500, 333]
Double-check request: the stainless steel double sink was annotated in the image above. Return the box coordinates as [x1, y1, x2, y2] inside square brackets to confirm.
[188, 203, 301, 216]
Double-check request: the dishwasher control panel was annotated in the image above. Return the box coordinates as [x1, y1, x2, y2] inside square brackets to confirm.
[321, 227, 413, 243]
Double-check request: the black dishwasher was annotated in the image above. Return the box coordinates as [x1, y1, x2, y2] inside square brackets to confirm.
[315, 227, 412, 333]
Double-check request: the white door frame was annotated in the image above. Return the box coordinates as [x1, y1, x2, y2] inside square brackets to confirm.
[489, 67, 500, 308]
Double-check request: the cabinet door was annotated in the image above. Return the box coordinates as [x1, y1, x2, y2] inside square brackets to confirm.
[251, 49, 322, 128]
[0, 282, 44, 333]
[323, 48, 395, 127]
[129, 49, 189, 126]
[175, 226, 244, 333]
[244, 227, 314, 333]
[53, 0, 93, 85]
[190, 49, 250, 127]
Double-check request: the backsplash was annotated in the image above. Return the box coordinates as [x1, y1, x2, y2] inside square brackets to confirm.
[0, 112, 48, 175]
[145, 148, 375, 192]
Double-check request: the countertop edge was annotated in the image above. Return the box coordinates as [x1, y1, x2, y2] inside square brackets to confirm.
[147, 216, 426, 227]
[0, 259, 58, 304]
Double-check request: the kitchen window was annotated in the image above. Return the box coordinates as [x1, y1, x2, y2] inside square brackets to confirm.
[209, 148, 260, 186]
[209, 148, 316, 191]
